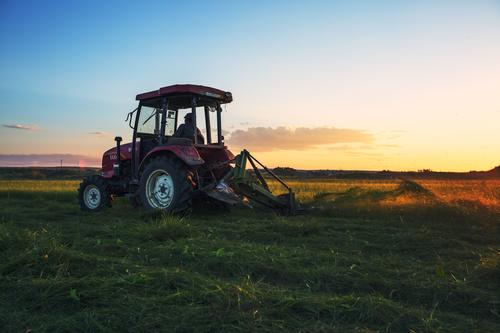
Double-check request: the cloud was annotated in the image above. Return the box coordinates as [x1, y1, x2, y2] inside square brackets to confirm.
[227, 126, 374, 152]
[2, 124, 40, 131]
[88, 131, 111, 137]
[0, 154, 101, 167]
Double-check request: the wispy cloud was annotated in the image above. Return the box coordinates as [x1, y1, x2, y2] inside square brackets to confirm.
[228, 126, 374, 152]
[0, 154, 101, 167]
[88, 131, 111, 137]
[2, 124, 40, 131]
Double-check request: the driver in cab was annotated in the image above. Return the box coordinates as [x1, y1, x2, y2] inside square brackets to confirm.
[173, 113, 204, 144]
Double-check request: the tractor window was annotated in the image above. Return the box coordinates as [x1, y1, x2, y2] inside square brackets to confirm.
[137, 106, 159, 135]
[165, 110, 176, 136]
[176, 107, 206, 143]
[175, 106, 220, 144]
[207, 106, 219, 144]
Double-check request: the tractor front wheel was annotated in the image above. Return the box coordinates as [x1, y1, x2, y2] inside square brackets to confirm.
[139, 156, 193, 213]
[79, 175, 111, 211]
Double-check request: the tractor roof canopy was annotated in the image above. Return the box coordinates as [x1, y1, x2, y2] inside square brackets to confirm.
[136, 84, 232, 109]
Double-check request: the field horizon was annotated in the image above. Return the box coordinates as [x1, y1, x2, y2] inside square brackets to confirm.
[0, 165, 499, 181]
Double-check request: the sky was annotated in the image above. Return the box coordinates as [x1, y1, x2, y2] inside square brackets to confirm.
[0, 0, 499, 171]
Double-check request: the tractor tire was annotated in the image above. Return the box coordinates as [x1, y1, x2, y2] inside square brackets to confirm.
[138, 156, 193, 213]
[79, 175, 112, 211]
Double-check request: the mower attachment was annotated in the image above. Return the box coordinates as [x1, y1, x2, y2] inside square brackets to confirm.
[226, 150, 300, 215]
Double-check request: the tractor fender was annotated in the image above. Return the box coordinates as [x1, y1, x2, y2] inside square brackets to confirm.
[139, 145, 205, 173]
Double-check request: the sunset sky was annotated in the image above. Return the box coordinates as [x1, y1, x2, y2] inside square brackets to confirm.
[1, 0, 499, 171]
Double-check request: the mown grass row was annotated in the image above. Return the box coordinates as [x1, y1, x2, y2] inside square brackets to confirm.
[0, 179, 499, 332]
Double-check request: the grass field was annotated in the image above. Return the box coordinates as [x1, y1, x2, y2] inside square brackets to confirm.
[0, 178, 499, 332]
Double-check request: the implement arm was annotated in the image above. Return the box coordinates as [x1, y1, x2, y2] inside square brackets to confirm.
[230, 150, 298, 215]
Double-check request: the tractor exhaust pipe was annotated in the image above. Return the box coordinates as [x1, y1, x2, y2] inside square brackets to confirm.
[114, 136, 122, 176]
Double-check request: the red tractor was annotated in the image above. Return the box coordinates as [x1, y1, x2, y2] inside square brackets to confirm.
[79, 84, 297, 214]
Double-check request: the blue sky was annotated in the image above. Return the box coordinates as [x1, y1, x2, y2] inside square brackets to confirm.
[1, 0, 499, 170]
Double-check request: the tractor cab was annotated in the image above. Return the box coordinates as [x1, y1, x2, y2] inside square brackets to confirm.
[133, 84, 231, 146]
[128, 85, 234, 179]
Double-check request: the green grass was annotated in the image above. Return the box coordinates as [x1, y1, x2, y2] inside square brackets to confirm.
[0, 167, 99, 180]
[0, 179, 498, 332]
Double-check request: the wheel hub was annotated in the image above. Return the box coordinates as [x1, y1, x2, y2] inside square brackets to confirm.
[83, 185, 101, 209]
[146, 170, 174, 208]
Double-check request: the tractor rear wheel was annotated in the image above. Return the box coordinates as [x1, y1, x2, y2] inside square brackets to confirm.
[79, 175, 111, 211]
[138, 156, 193, 213]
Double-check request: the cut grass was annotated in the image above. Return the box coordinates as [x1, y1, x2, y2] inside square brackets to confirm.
[0, 179, 498, 332]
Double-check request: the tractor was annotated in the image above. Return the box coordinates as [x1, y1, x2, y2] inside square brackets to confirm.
[78, 84, 298, 214]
